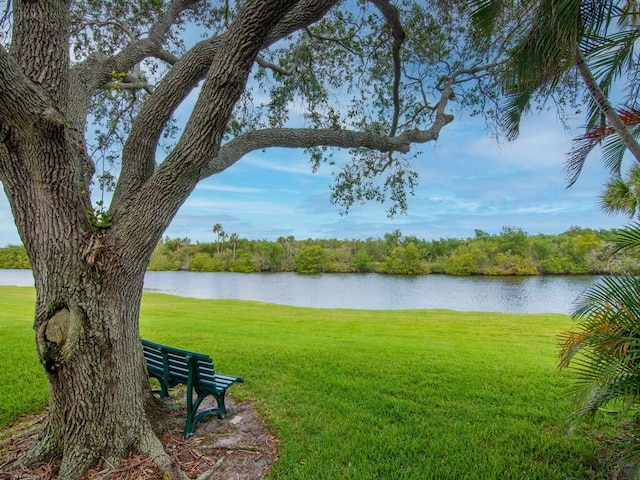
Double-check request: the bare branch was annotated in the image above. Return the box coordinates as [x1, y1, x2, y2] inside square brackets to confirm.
[203, 116, 454, 180]
[106, 81, 153, 94]
[448, 62, 502, 84]
[304, 27, 361, 55]
[368, 0, 405, 137]
[256, 52, 300, 75]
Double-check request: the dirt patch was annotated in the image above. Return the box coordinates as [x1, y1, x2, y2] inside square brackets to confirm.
[0, 395, 278, 479]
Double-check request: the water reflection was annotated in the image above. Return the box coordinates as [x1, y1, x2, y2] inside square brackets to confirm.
[0, 269, 599, 314]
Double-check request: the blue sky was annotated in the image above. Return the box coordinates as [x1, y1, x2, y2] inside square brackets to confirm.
[0, 109, 630, 247]
[1, 4, 632, 247]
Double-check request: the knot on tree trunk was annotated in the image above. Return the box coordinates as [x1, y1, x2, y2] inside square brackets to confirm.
[36, 302, 85, 373]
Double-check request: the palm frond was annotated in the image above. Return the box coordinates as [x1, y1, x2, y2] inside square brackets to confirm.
[611, 222, 640, 253]
[565, 107, 640, 185]
[572, 275, 640, 319]
[579, 0, 618, 37]
[549, 0, 582, 45]
[561, 274, 640, 423]
[504, 0, 577, 93]
[469, 0, 505, 38]
[598, 177, 636, 217]
[588, 29, 639, 93]
[601, 132, 629, 177]
[566, 124, 613, 186]
[619, 0, 640, 28]
[498, 91, 532, 140]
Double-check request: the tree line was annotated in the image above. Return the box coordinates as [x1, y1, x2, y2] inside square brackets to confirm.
[3, 226, 636, 276]
[152, 226, 640, 275]
[4, 225, 630, 275]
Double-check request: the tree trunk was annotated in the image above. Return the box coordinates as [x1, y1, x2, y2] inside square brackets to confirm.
[7, 191, 171, 478]
[22, 266, 160, 479]
[1, 127, 173, 479]
[1, 1, 305, 475]
[573, 47, 640, 163]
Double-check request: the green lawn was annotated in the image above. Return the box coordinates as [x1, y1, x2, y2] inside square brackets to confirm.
[0, 286, 624, 479]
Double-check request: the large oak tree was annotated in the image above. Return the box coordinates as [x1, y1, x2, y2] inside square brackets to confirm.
[0, 1, 510, 478]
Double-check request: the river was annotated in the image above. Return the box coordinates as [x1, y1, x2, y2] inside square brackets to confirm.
[0, 269, 601, 314]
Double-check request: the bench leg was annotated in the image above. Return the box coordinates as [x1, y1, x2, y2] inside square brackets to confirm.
[148, 375, 170, 398]
[182, 390, 229, 438]
[159, 380, 169, 398]
[184, 387, 198, 438]
[212, 391, 228, 419]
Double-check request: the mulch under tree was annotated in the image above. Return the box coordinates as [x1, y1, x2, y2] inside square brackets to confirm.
[0, 394, 277, 480]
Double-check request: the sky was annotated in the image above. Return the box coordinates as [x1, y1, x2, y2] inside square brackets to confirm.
[0, 108, 631, 247]
[1, 4, 634, 248]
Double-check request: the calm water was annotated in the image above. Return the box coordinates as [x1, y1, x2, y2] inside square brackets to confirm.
[0, 269, 600, 314]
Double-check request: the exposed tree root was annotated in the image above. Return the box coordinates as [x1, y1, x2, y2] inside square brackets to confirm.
[16, 421, 60, 471]
[56, 444, 101, 480]
[0, 396, 277, 479]
[194, 457, 225, 480]
[138, 425, 189, 480]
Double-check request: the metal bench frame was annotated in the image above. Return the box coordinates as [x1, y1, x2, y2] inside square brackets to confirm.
[142, 339, 244, 438]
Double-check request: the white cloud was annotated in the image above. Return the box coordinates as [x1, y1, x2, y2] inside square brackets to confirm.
[242, 154, 327, 176]
[195, 183, 265, 194]
[182, 198, 295, 216]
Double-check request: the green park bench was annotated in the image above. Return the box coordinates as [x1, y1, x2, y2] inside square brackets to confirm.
[141, 338, 244, 438]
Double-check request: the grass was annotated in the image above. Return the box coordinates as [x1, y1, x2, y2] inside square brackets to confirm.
[0, 285, 625, 479]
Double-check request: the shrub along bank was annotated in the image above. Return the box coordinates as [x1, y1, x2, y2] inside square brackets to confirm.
[1, 226, 636, 275]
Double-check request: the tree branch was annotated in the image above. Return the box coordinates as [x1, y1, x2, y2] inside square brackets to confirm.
[155, 48, 179, 66]
[111, 0, 200, 73]
[68, 0, 199, 128]
[111, 0, 339, 214]
[79, 19, 137, 42]
[0, 46, 61, 129]
[256, 53, 300, 75]
[106, 81, 153, 94]
[304, 27, 361, 55]
[368, 0, 405, 137]
[201, 119, 454, 180]
[114, 0, 307, 252]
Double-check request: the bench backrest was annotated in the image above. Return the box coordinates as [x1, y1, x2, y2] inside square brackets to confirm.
[142, 339, 217, 388]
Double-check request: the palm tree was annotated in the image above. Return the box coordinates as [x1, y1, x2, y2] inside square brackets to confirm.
[567, 106, 640, 217]
[599, 164, 640, 218]
[471, 0, 640, 180]
[559, 223, 640, 474]
[229, 233, 239, 260]
[472, 4, 640, 471]
[212, 223, 225, 253]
